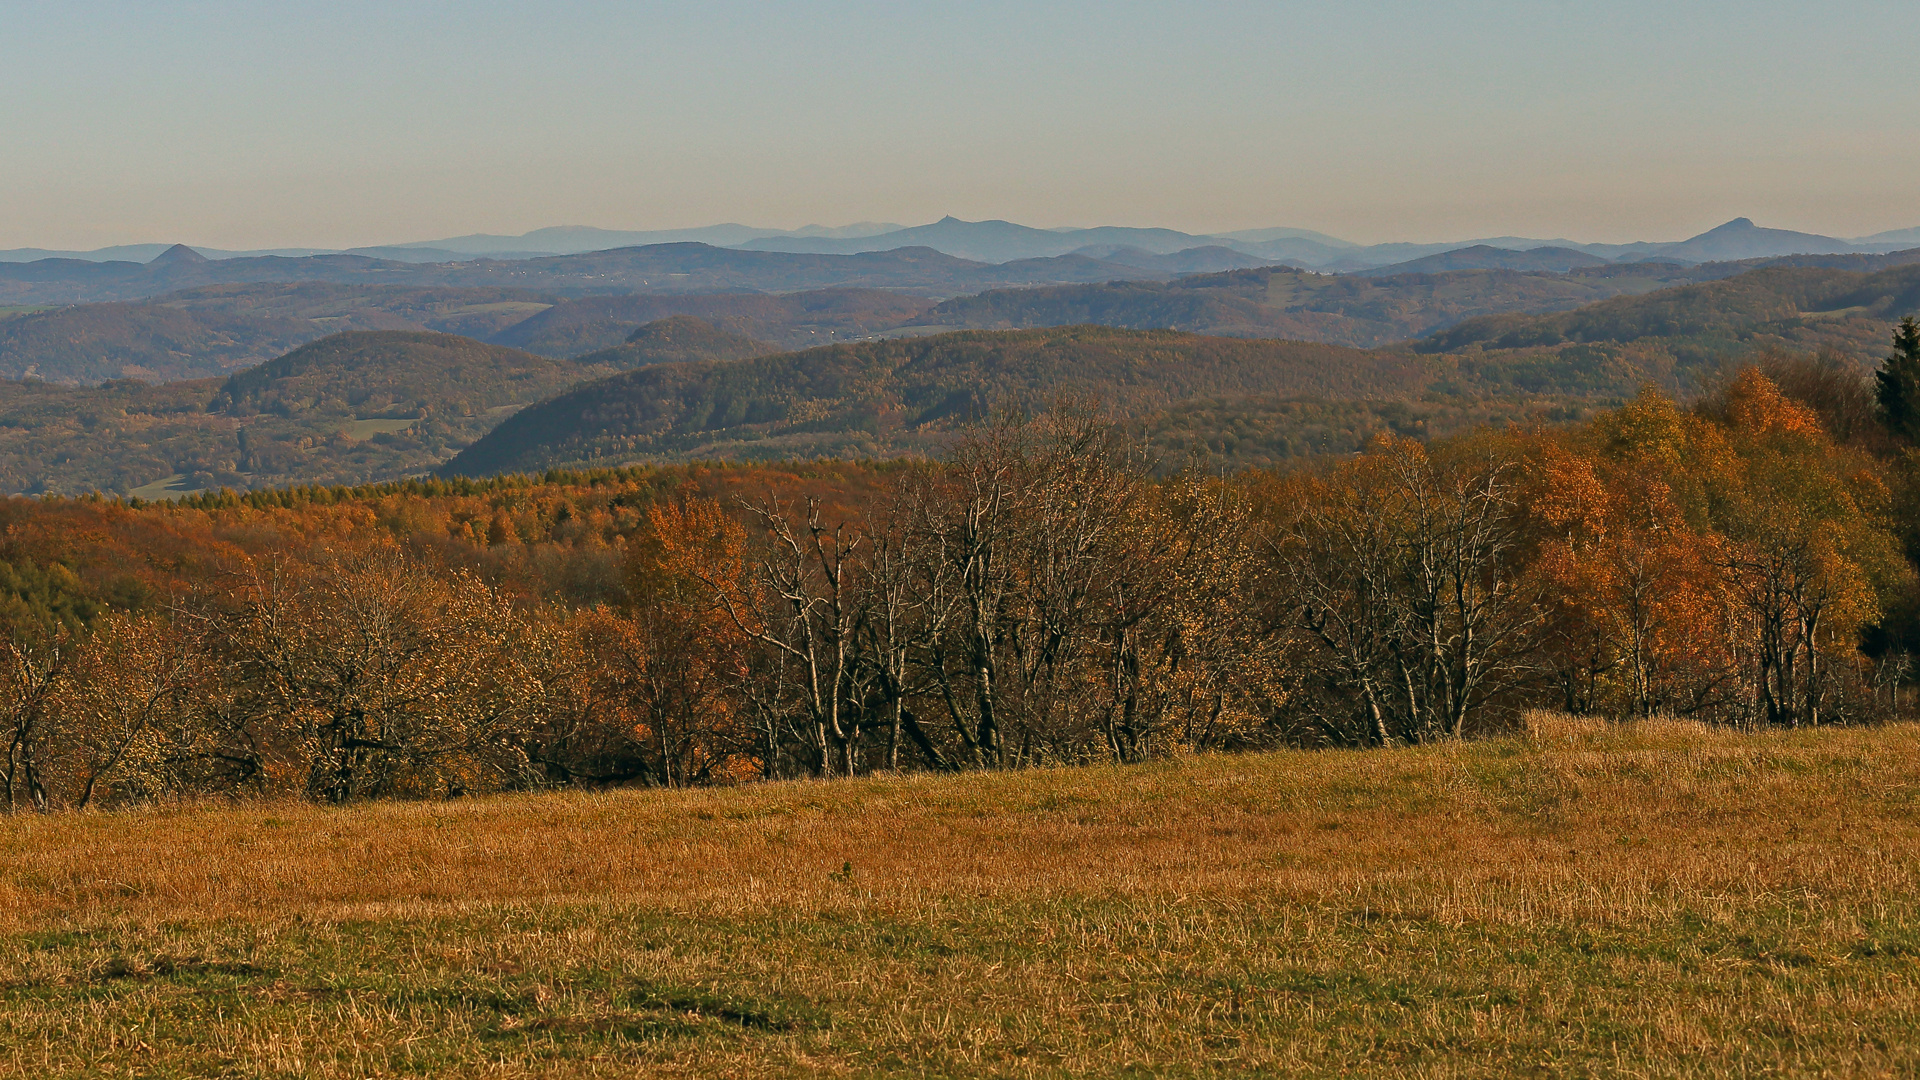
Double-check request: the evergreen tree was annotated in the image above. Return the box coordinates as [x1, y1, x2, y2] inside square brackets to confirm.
[1879, 316, 1920, 442]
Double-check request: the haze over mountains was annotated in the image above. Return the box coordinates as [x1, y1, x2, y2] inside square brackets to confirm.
[1, 249, 1910, 500]
[9, 242, 1920, 390]
[9, 215, 1917, 272]
[0, 201, 1916, 501]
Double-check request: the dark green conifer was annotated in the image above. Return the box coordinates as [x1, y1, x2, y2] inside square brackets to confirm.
[1879, 316, 1920, 441]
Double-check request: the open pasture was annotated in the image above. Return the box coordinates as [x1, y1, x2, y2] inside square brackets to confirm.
[3, 717, 1919, 1077]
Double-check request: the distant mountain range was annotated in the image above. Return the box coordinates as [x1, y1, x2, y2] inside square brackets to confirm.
[9, 215, 1916, 272]
[11, 243, 1920, 385]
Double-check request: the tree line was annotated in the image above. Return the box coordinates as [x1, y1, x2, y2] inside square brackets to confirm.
[4, 329, 1918, 810]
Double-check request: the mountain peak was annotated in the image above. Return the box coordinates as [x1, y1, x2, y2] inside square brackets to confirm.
[1662, 217, 1854, 262]
[147, 243, 209, 267]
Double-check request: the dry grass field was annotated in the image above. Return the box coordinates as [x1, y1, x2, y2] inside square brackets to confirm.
[4, 715, 1919, 1077]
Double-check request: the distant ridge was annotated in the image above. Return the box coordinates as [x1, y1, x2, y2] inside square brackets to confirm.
[0, 242, 1183, 307]
[1859, 225, 1920, 247]
[1357, 245, 1610, 276]
[215, 330, 596, 429]
[735, 216, 1219, 262]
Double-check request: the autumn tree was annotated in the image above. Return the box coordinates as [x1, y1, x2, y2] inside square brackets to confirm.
[1099, 472, 1285, 759]
[1520, 392, 1739, 719]
[725, 498, 873, 777]
[849, 500, 949, 771]
[207, 549, 542, 802]
[544, 494, 756, 787]
[40, 610, 215, 809]
[1707, 370, 1907, 726]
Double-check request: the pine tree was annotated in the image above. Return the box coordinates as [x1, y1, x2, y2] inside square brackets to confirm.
[1878, 316, 1920, 442]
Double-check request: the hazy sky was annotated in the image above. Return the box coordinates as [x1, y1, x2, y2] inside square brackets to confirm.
[4, 1, 1917, 249]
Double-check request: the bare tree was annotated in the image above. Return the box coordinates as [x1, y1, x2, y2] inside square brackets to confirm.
[0, 632, 67, 811]
[720, 499, 870, 777]
[895, 405, 1157, 766]
[1274, 437, 1544, 743]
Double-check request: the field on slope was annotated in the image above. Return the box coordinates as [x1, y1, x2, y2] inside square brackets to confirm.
[3, 718, 1917, 1077]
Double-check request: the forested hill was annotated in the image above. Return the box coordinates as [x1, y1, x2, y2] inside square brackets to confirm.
[444, 326, 1428, 476]
[1422, 262, 1920, 360]
[215, 331, 587, 419]
[572, 317, 777, 370]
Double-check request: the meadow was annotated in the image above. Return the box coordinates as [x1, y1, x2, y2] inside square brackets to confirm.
[4, 715, 1918, 1077]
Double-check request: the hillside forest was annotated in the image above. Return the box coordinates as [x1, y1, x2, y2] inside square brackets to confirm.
[2, 322, 1918, 808]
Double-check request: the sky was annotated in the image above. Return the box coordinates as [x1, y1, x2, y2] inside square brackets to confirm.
[3, 0, 1917, 250]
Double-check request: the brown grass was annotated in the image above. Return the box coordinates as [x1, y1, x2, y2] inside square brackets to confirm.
[4, 715, 1920, 1077]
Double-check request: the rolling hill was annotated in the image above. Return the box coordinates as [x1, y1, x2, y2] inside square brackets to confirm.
[492, 288, 936, 356]
[450, 317, 1811, 479]
[215, 331, 589, 420]
[451, 258, 1920, 479]
[155, 282, 557, 339]
[16, 253, 1906, 384]
[3, 249, 1916, 496]
[1069, 245, 1270, 274]
[1421, 262, 1920, 363]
